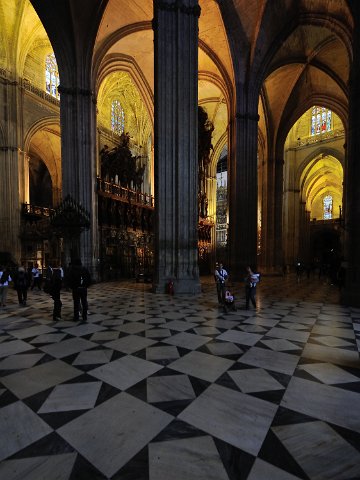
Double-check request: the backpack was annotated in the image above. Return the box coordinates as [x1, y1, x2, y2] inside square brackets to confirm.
[0, 272, 9, 284]
[44, 268, 62, 295]
[17, 271, 27, 288]
[249, 273, 260, 287]
[70, 267, 91, 289]
[79, 269, 91, 288]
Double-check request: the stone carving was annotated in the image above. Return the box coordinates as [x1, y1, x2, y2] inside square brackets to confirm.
[100, 132, 145, 191]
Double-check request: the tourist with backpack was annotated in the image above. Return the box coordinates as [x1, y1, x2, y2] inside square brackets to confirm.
[244, 266, 260, 309]
[0, 266, 12, 307]
[14, 266, 29, 306]
[66, 259, 92, 322]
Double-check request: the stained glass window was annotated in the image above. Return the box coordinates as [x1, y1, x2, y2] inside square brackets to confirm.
[111, 100, 125, 135]
[323, 195, 333, 220]
[45, 53, 60, 99]
[311, 106, 332, 136]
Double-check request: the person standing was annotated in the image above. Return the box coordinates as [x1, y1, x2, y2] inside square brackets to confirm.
[31, 264, 42, 290]
[45, 267, 63, 321]
[14, 266, 29, 306]
[214, 262, 228, 304]
[244, 266, 259, 309]
[0, 266, 12, 307]
[66, 259, 92, 322]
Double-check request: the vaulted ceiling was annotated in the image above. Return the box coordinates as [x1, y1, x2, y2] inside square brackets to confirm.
[0, 0, 354, 170]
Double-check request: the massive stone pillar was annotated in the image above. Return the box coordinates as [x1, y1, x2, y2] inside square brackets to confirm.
[228, 110, 259, 277]
[273, 157, 285, 270]
[0, 73, 22, 262]
[298, 201, 309, 263]
[342, 9, 360, 306]
[260, 155, 283, 274]
[58, 86, 98, 273]
[28, 0, 105, 278]
[153, 0, 201, 294]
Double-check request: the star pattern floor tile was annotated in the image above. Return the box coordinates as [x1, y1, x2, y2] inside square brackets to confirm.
[0, 275, 359, 479]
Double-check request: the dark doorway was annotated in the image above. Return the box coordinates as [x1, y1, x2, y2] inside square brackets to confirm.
[29, 157, 53, 207]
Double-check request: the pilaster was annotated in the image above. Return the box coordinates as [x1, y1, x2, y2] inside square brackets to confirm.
[153, 0, 201, 294]
[0, 74, 22, 262]
[228, 111, 259, 277]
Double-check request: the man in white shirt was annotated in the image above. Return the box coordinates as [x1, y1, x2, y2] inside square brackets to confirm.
[214, 263, 228, 304]
[31, 264, 42, 290]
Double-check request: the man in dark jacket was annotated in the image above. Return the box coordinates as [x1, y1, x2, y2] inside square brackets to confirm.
[14, 266, 29, 306]
[66, 259, 91, 321]
[45, 267, 63, 321]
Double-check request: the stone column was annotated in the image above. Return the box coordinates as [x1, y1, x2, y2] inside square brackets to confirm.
[228, 111, 259, 277]
[283, 187, 300, 268]
[207, 170, 217, 267]
[0, 74, 22, 262]
[58, 86, 98, 274]
[273, 157, 285, 270]
[260, 155, 283, 274]
[342, 10, 360, 306]
[153, 0, 201, 294]
[298, 201, 307, 262]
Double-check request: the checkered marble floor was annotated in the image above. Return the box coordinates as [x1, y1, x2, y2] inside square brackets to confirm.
[0, 275, 359, 480]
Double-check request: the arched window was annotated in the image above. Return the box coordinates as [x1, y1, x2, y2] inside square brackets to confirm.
[45, 53, 60, 99]
[111, 100, 125, 135]
[311, 106, 332, 136]
[323, 195, 333, 220]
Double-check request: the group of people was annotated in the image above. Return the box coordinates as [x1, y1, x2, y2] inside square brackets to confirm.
[0, 266, 28, 307]
[1, 259, 92, 322]
[214, 262, 260, 310]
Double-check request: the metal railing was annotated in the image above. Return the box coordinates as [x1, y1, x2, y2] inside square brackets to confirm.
[22, 203, 54, 217]
[97, 178, 154, 207]
[290, 129, 345, 149]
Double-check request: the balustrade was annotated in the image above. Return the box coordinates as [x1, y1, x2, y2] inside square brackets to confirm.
[97, 177, 154, 208]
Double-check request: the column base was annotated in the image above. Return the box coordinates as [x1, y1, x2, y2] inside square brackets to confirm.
[341, 284, 360, 307]
[152, 277, 202, 295]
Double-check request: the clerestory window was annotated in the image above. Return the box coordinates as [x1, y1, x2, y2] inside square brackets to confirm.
[311, 106, 332, 136]
[323, 195, 333, 220]
[45, 53, 60, 99]
[111, 100, 125, 135]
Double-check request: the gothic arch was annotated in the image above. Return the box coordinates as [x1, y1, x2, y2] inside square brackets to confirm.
[256, 10, 353, 97]
[277, 96, 348, 158]
[297, 147, 345, 185]
[198, 71, 229, 111]
[24, 116, 60, 152]
[93, 21, 152, 83]
[24, 116, 61, 192]
[96, 53, 154, 124]
[297, 152, 343, 220]
[198, 39, 234, 108]
[210, 130, 228, 174]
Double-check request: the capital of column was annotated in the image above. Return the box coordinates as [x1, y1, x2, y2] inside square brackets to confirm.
[235, 112, 260, 122]
[0, 146, 18, 152]
[155, 0, 201, 17]
[58, 85, 93, 97]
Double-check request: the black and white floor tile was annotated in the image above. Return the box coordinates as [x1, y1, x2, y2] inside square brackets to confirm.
[0, 275, 359, 479]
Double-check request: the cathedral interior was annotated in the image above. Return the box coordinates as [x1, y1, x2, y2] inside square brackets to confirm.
[1, 0, 359, 301]
[0, 1, 360, 479]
